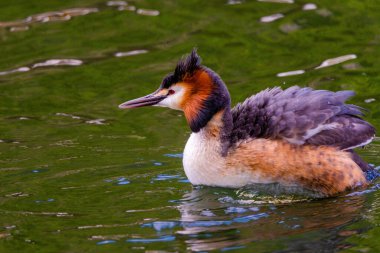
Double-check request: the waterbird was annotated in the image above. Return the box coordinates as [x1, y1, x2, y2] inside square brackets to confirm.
[119, 49, 377, 197]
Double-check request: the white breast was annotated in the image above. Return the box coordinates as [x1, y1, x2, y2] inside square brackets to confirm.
[182, 130, 253, 187]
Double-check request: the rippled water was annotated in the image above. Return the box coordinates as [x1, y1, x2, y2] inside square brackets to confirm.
[1, 0, 380, 252]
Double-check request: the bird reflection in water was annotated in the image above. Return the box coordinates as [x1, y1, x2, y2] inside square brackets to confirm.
[174, 187, 365, 251]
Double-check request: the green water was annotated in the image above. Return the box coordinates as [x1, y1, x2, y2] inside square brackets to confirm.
[1, 0, 380, 252]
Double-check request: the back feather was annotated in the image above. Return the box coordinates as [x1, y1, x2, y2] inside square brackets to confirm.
[230, 86, 375, 150]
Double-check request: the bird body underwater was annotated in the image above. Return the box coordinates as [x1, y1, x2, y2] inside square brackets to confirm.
[119, 50, 377, 197]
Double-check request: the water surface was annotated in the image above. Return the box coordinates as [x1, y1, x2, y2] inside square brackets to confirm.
[1, 0, 380, 252]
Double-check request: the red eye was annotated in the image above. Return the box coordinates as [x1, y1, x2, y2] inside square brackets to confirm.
[168, 89, 175, 95]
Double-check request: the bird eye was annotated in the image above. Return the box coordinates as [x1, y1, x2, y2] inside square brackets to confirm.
[168, 89, 175, 95]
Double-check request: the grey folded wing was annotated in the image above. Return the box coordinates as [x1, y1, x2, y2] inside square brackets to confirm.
[230, 86, 375, 150]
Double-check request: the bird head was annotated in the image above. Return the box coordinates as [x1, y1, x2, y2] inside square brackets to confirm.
[119, 49, 230, 132]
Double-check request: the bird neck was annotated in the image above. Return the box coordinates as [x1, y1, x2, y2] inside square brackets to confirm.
[185, 68, 232, 134]
[193, 107, 233, 157]
[199, 108, 232, 137]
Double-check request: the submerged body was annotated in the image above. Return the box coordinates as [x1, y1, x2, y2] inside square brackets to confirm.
[119, 49, 376, 197]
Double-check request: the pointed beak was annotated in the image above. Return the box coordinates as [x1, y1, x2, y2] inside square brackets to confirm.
[118, 91, 167, 109]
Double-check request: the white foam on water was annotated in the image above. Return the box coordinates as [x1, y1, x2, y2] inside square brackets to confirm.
[260, 13, 284, 23]
[315, 54, 357, 69]
[136, 9, 160, 16]
[107, 1, 127, 6]
[303, 3, 317, 10]
[115, 50, 148, 57]
[277, 70, 305, 77]
[32, 59, 83, 68]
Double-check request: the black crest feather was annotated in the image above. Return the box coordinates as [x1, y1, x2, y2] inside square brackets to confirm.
[175, 48, 202, 80]
[161, 49, 202, 88]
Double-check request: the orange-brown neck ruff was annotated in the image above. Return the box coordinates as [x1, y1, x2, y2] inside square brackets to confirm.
[181, 70, 214, 131]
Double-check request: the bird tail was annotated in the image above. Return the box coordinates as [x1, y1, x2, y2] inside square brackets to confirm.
[349, 150, 380, 181]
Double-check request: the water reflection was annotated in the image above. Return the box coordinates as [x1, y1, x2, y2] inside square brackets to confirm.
[166, 188, 364, 251]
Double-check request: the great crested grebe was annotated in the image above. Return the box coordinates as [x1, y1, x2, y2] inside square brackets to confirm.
[119, 49, 376, 197]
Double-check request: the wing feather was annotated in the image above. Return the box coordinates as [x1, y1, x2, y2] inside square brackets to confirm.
[230, 86, 375, 149]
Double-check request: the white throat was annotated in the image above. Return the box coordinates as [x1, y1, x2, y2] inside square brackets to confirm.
[183, 129, 225, 186]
